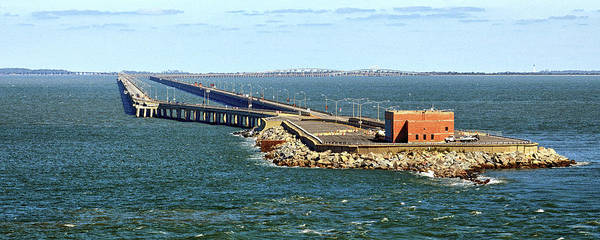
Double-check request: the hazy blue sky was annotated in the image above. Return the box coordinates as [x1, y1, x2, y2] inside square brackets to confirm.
[1, 0, 598, 72]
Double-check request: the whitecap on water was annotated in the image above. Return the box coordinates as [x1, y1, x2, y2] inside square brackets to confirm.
[444, 176, 505, 187]
[433, 215, 454, 221]
[447, 178, 475, 187]
[350, 220, 376, 225]
[535, 209, 545, 213]
[477, 176, 505, 185]
[568, 224, 596, 229]
[470, 211, 482, 215]
[300, 229, 321, 235]
[417, 170, 435, 178]
[62, 224, 76, 228]
[299, 228, 335, 235]
[574, 161, 591, 167]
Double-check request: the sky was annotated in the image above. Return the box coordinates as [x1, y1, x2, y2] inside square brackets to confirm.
[1, 0, 599, 72]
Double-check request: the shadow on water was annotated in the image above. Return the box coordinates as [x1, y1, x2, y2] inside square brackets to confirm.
[116, 79, 135, 115]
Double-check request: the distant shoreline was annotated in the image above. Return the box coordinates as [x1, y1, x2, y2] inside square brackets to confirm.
[2, 73, 600, 77]
[1, 67, 599, 77]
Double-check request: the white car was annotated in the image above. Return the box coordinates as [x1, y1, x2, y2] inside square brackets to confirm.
[458, 135, 479, 142]
[444, 135, 456, 143]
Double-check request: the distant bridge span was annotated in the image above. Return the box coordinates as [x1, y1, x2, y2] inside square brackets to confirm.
[148, 76, 331, 118]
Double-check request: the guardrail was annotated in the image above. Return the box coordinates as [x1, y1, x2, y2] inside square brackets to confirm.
[284, 120, 324, 144]
[456, 129, 531, 144]
[158, 76, 317, 116]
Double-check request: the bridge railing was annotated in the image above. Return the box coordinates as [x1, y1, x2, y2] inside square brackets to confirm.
[155, 76, 316, 115]
[284, 120, 324, 144]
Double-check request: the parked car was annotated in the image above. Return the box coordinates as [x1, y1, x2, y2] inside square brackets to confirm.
[445, 135, 456, 143]
[458, 135, 479, 142]
[445, 135, 479, 143]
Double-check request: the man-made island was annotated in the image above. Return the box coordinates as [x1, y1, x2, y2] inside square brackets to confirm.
[249, 125, 572, 184]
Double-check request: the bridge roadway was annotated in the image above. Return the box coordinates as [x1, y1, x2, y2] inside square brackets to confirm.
[118, 73, 159, 118]
[119, 73, 287, 128]
[148, 76, 332, 118]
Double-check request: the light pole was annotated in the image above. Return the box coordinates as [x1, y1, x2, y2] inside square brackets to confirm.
[172, 88, 176, 102]
[247, 83, 253, 108]
[280, 89, 290, 103]
[204, 88, 211, 105]
[302, 91, 307, 108]
[254, 84, 264, 99]
[166, 87, 175, 103]
[294, 91, 305, 107]
[321, 94, 329, 113]
[267, 87, 276, 100]
[344, 98, 367, 127]
[333, 99, 342, 120]
[365, 100, 390, 121]
[272, 87, 276, 100]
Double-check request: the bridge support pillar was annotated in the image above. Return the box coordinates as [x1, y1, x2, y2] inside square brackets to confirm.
[185, 110, 191, 121]
[177, 109, 182, 120]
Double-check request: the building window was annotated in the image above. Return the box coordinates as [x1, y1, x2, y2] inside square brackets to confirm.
[431, 134, 434, 140]
[416, 134, 419, 140]
[445, 127, 449, 131]
[423, 134, 427, 140]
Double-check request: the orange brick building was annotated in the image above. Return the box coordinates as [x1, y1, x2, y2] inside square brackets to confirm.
[384, 110, 455, 143]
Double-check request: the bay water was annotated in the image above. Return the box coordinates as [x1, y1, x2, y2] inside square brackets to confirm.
[1, 75, 598, 239]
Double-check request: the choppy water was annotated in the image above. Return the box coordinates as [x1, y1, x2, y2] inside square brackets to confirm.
[1, 75, 599, 239]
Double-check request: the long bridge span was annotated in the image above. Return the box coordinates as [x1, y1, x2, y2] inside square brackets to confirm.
[148, 76, 328, 117]
[119, 73, 279, 128]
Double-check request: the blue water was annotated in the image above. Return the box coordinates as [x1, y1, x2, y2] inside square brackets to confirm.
[1, 75, 598, 239]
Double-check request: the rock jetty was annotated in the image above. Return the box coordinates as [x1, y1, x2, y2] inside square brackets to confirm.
[247, 126, 575, 184]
